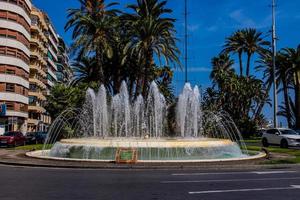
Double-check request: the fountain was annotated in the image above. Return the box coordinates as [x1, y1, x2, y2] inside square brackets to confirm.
[27, 81, 265, 163]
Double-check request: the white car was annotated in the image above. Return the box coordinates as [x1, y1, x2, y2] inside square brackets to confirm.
[262, 128, 300, 148]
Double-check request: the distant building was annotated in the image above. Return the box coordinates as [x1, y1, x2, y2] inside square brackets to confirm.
[0, 0, 70, 133]
[56, 37, 72, 84]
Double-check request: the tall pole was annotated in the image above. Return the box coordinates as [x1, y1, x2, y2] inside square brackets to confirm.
[184, 0, 188, 83]
[272, 0, 278, 128]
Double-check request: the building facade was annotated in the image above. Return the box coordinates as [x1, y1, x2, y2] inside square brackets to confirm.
[27, 7, 48, 132]
[0, 1, 71, 134]
[0, 0, 32, 133]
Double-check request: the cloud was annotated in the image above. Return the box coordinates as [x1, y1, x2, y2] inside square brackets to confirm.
[229, 9, 271, 29]
[181, 23, 200, 32]
[229, 9, 257, 27]
[187, 24, 200, 32]
[206, 25, 218, 32]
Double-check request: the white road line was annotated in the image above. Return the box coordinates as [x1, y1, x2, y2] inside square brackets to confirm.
[189, 185, 300, 194]
[172, 171, 297, 176]
[161, 176, 300, 184]
[253, 171, 297, 174]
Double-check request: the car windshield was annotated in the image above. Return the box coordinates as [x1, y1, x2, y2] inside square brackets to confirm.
[3, 132, 15, 136]
[281, 129, 300, 135]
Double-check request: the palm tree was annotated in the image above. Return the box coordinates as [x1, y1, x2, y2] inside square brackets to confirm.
[123, 0, 180, 96]
[276, 52, 293, 127]
[65, 0, 119, 83]
[242, 28, 270, 77]
[210, 53, 235, 86]
[281, 45, 300, 128]
[70, 56, 98, 86]
[254, 50, 275, 121]
[223, 30, 244, 76]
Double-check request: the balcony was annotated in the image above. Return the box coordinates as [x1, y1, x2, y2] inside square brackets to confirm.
[29, 91, 46, 101]
[30, 64, 47, 77]
[31, 38, 47, 53]
[29, 77, 46, 89]
[27, 118, 39, 125]
[28, 104, 46, 113]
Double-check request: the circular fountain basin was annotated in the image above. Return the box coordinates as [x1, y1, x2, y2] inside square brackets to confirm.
[26, 138, 266, 163]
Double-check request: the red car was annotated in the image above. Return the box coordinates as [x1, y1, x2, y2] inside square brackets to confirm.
[0, 132, 26, 147]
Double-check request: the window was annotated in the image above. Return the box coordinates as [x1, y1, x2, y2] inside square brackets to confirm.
[19, 103, 26, 112]
[21, 87, 26, 95]
[6, 102, 14, 110]
[6, 83, 15, 92]
[266, 129, 279, 135]
[5, 69, 15, 74]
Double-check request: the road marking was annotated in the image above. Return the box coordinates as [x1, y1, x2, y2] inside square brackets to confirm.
[172, 171, 297, 176]
[189, 185, 300, 194]
[161, 176, 300, 184]
[252, 171, 297, 174]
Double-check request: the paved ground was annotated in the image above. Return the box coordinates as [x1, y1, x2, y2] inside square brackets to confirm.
[1, 165, 300, 200]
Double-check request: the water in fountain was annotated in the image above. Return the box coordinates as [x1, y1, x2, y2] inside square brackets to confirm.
[177, 83, 201, 138]
[42, 81, 249, 161]
[78, 80, 165, 138]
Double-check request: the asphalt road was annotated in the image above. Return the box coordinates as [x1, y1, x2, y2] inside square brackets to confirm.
[1, 165, 300, 200]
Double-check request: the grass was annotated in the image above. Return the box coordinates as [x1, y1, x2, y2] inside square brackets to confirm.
[244, 139, 300, 164]
[14, 144, 45, 151]
[3, 144, 52, 151]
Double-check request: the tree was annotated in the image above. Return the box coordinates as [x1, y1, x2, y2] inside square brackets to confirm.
[203, 73, 268, 137]
[70, 56, 98, 86]
[223, 28, 270, 77]
[276, 52, 293, 127]
[65, 0, 119, 83]
[45, 84, 85, 119]
[281, 45, 300, 128]
[242, 28, 270, 76]
[210, 53, 235, 86]
[223, 30, 244, 76]
[123, 0, 180, 96]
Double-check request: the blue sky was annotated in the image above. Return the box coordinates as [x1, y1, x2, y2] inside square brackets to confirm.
[33, 0, 300, 124]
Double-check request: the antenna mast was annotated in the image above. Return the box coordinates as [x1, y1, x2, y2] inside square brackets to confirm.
[184, 0, 188, 82]
[272, 0, 278, 128]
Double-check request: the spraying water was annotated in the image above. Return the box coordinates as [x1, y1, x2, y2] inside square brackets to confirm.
[42, 81, 249, 161]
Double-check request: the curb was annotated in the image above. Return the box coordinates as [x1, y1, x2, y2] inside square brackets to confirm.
[0, 150, 300, 171]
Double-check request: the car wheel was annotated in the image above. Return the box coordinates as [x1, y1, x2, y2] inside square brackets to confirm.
[280, 139, 288, 148]
[262, 138, 269, 147]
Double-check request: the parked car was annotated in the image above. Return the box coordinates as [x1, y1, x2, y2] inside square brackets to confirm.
[0, 131, 26, 147]
[255, 129, 266, 137]
[36, 131, 47, 143]
[25, 132, 37, 144]
[262, 128, 300, 148]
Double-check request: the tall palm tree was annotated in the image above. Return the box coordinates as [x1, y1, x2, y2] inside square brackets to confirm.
[255, 50, 275, 121]
[123, 0, 180, 96]
[65, 0, 119, 83]
[210, 53, 235, 86]
[281, 45, 300, 128]
[70, 56, 98, 86]
[223, 30, 244, 76]
[242, 28, 270, 77]
[276, 52, 293, 127]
